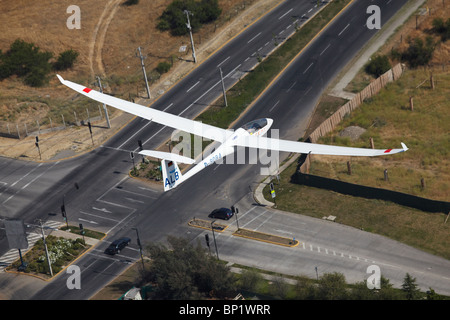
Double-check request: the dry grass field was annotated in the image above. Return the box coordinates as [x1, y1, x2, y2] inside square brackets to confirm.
[0, 0, 281, 160]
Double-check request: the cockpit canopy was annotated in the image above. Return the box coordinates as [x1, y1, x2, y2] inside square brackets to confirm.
[242, 118, 268, 134]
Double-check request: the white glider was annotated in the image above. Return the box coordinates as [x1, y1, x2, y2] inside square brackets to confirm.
[57, 75, 408, 191]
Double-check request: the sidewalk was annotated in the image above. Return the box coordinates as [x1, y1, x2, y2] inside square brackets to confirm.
[253, 154, 300, 207]
[329, 0, 426, 99]
[51, 229, 101, 247]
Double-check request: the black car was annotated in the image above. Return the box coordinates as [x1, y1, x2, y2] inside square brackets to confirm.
[104, 237, 131, 255]
[209, 207, 234, 220]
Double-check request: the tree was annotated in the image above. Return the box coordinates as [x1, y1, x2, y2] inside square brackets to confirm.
[0, 39, 53, 87]
[145, 236, 235, 299]
[426, 288, 445, 300]
[317, 272, 348, 300]
[268, 276, 289, 299]
[402, 273, 421, 300]
[350, 276, 402, 300]
[239, 269, 264, 292]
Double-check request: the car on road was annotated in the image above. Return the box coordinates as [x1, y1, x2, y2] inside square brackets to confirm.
[104, 237, 131, 255]
[209, 207, 234, 220]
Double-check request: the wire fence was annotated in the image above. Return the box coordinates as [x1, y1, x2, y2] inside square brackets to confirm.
[0, 104, 109, 140]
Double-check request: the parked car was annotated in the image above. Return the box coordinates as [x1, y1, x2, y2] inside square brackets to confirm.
[104, 237, 131, 255]
[209, 207, 234, 220]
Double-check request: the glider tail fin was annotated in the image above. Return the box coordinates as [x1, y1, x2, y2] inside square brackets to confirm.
[161, 159, 183, 192]
[139, 150, 194, 192]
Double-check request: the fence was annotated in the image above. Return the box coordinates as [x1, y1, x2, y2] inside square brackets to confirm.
[291, 173, 450, 213]
[308, 63, 404, 144]
[0, 105, 107, 140]
[294, 62, 450, 213]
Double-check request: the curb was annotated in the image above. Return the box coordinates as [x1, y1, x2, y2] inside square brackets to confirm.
[253, 153, 300, 207]
[233, 228, 299, 248]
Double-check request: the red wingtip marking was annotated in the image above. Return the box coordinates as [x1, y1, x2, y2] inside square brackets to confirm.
[83, 87, 92, 93]
[384, 149, 392, 153]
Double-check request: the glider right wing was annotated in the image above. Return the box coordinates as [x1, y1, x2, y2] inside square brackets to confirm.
[56, 75, 232, 143]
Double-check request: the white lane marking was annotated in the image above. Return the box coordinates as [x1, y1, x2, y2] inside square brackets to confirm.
[278, 8, 293, 20]
[269, 100, 280, 112]
[80, 210, 122, 222]
[117, 119, 152, 149]
[79, 218, 99, 225]
[286, 81, 297, 93]
[186, 81, 200, 93]
[320, 43, 331, 56]
[217, 56, 230, 68]
[93, 207, 112, 213]
[3, 162, 58, 204]
[303, 62, 314, 74]
[338, 23, 350, 36]
[247, 32, 261, 43]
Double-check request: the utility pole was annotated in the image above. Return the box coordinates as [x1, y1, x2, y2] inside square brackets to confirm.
[96, 76, 111, 128]
[219, 68, 227, 107]
[137, 47, 151, 99]
[88, 122, 94, 146]
[211, 220, 219, 260]
[61, 194, 69, 229]
[184, 10, 197, 63]
[132, 228, 145, 273]
[35, 136, 41, 160]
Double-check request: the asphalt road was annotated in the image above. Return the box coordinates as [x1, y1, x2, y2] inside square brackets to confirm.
[1, 0, 449, 299]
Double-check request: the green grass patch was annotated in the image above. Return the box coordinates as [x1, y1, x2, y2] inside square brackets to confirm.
[60, 225, 105, 240]
[263, 160, 450, 260]
[8, 235, 89, 276]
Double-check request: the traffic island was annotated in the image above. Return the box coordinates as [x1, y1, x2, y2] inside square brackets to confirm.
[233, 229, 299, 247]
[188, 218, 228, 232]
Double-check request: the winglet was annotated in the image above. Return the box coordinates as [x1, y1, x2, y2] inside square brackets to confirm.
[56, 74, 64, 83]
[401, 142, 408, 152]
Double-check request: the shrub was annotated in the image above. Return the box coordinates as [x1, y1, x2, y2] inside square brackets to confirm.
[432, 17, 450, 41]
[123, 0, 139, 5]
[400, 37, 436, 68]
[365, 55, 392, 78]
[0, 39, 78, 86]
[156, 61, 172, 74]
[53, 49, 79, 71]
[157, 0, 221, 36]
[0, 39, 53, 86]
